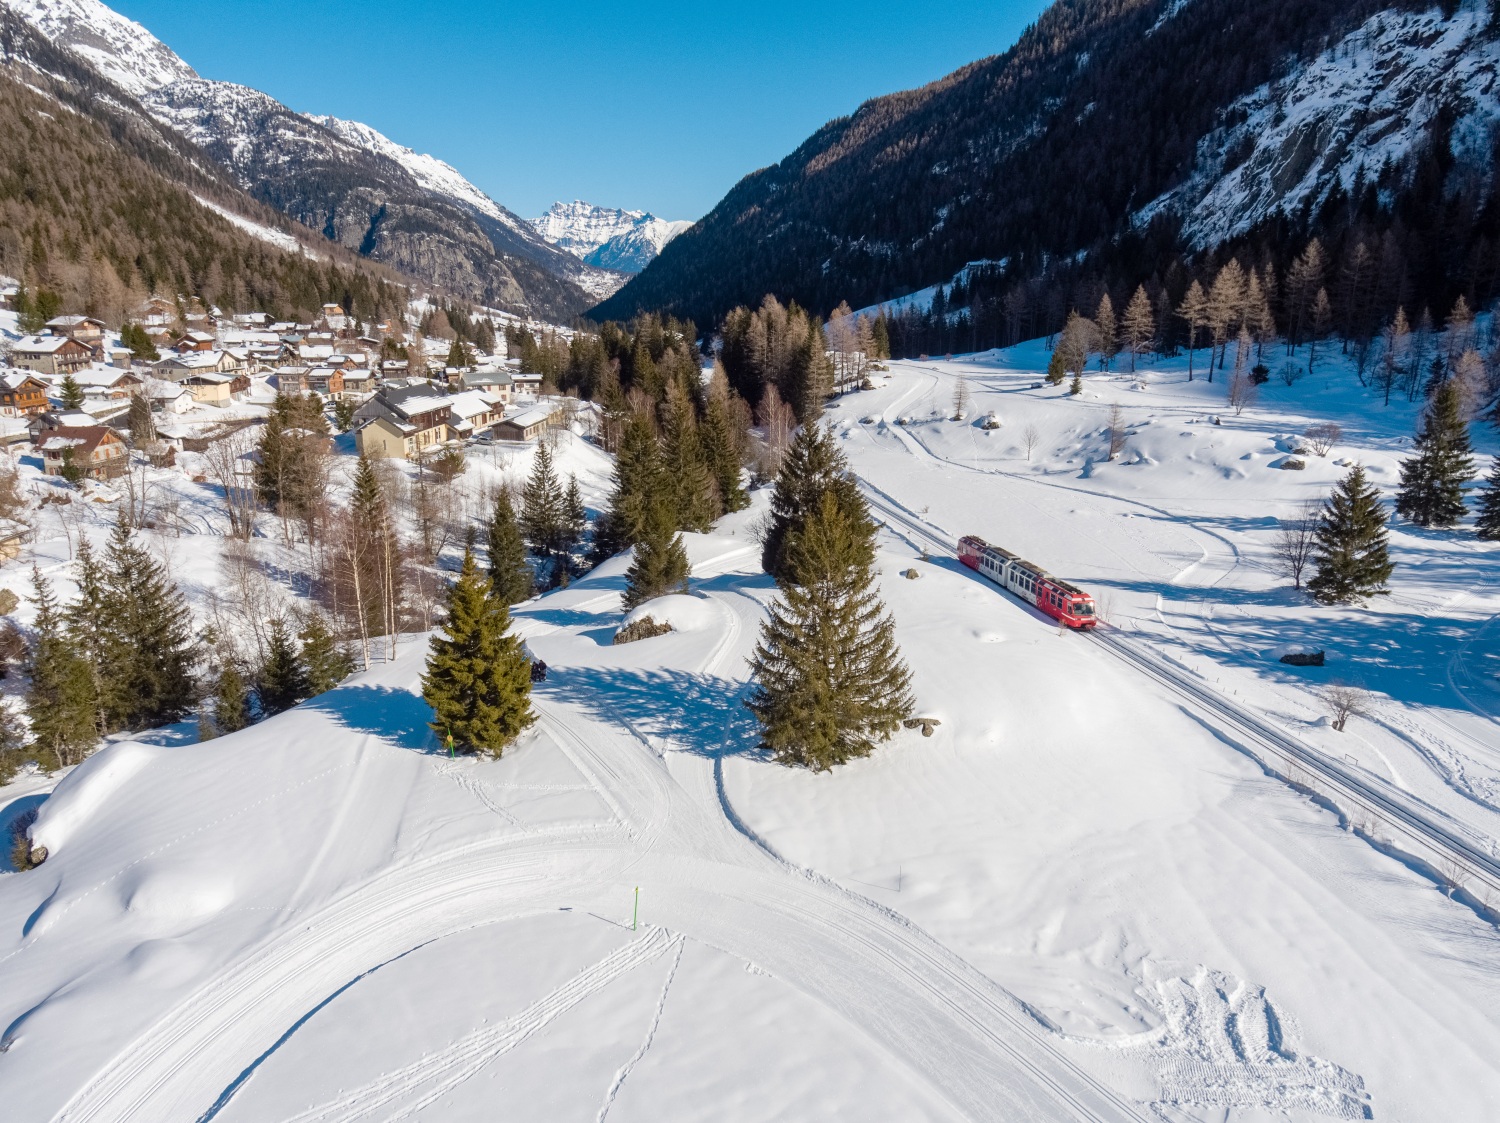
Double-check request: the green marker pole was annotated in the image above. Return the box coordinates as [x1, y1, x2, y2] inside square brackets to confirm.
[446, 731, 454, 759]
[633, 886, 639, 931]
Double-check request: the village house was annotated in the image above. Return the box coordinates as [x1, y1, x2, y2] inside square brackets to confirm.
[340, 369, 376, 399]
[171, 331, 218, 354]
[157, 350, 246, 381]
[45, 315, 107, 345]
[36, 425, 128, 480]
[510, 370, 544, 397]
[461, 369, 515, 404]
[270, 366, 311, 396]
[143, 378, 195, 415]
[179, 372, 242, 407]
[493, 402, 562, 443]
[0, 370, 52, 416]
[445, 389, 505, 440]
[319, 303, 350, 333]
[353, 384, 455, 459]
[73, 369, 143, 400]
[11, 335, 92, 377]
[306, 368, 345, 398]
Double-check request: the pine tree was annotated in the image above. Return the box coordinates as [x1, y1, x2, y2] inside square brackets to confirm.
[300, 614, 353, 696]
[487, 488, 535, 605]
[1475, 457, 1500, 541]
[257, 618, 309, 716]
[520, 441, 564, 557]
[421, 550, 535, 757]
[593, 411, 660, 561]
[25, 567, 97, 767]
[64, 536, 109, 733]
[747, 491, 913, 770]
[1069, 368, 1083, 396]
[1121, 285, 1154, 371]
[761, 423, 873, 582]
[97, 520, 197, 730]
[1309, 465, 1394, 604]
[623, 487, 691, 609]
[661, 382, 718, 531]
[563, 475, 587, 555]
[59, 374, 84, 410]
[1395, 380, 1474, 529]
[702, 384, 749, 513]
[213, 662, 250, 733]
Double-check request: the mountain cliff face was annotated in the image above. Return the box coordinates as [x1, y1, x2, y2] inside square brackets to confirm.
[595, 0, 1499, 330]
[532, 201, 693, 273]
[3, 0, 613, 321]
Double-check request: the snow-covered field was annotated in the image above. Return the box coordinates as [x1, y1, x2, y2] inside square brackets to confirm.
[2, 339, 1499, 1121]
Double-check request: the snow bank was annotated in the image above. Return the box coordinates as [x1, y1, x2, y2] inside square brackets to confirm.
[29, 740, 162, 856]
[623, 594, 718, 634]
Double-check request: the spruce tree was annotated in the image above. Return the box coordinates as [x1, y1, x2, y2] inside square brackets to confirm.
[747, 492, 913, 770]
[421, 550, 535, 757]
[300, 614, 353, 696]
[1309, 465, 1394, 605]
[98, 520, 197, 730]
[64, 537, 109, 733]
[487, 488, 535, 605]
[703, 385, 749, 513]
[520, 441, 564, 557]
[623, 488, 690, 610]
[661, 382, 718, 531]
[762, 423, 874, 582]
[59, 374, 85, 410]
[1475, 456, 1500, 541]
[1394, 379, 1474, 529]
[213, 662, 250, 733]
[563, 475, 587, 555]
[258, 618, 309, 716]
[25, 567, 98, 767]
[593, 412, 660, 562]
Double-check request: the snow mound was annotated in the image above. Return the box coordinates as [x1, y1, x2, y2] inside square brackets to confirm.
[30, 740, 162, 856]
[623, 594, 718, 634]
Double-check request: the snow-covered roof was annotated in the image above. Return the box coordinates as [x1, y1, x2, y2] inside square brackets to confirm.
[14, 335, 75, 354]
[502, 404, 560, 430]
[446, 390, 501, 421]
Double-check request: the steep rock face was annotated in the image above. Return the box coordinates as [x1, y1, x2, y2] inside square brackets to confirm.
[594, 0, 1466, 327]
[2, 0, 610, 319]
[533, 201, 692, 273]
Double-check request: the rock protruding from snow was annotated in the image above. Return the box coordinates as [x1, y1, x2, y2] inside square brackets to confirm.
[532, 201, 692, 273]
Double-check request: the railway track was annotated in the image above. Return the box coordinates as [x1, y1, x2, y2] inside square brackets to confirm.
[858, 481, 1500, 907]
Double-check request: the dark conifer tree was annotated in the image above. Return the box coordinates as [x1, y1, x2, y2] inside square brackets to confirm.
[761, 423, 874, 582]
[24, 567, 97, 767]
[593, 412, 659, 562]
[59, 374, 84, 410]
[703, 386, 749, 513]
[563, 475, 587, 556]
[98, 520, 197, 730]
[623, 488, 690, 610]
[661, 382, 718, 531]
[1394, 379, 1474, 529]
[64, 536, 108, 733]
[213, 662, 250, 734]
[299, 615, 353, 696]
[487, 488, 535, 605]
[421, 550, 535, 757]
[1475, 457, 1500, 542]
[1309, 465, 1394, 604]
[520, 441, 564, 558]
[258, 618, 309, 716]
[747, 492, 913, 770]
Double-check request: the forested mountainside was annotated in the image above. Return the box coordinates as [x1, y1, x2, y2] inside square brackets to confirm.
[0, 10, 410, 324]
[3, 0, 609, 321]
[594, 0, 1500, 351]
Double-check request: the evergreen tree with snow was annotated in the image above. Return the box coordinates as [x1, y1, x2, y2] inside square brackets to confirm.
[299, 614, 353, 697]
[1475, 457, 1500, 542]
[258, 618, 309, 716]
[761, 423, 873, 583]
[661, 382, 718, 531]
[747, 491, 913, 771]
[212, 662, 250, 734]
[487, 488, 535, 605]
[24, 567, 97, 767]
[623, 487, 691, 610]
[59, 374, 84, 411]
[520, 441, 565, 558]
[1394, 379, 1474, 529]
[421, 550, 535, 757]
[97, 520, 197, 730]
[1309, 465, 1394, 605]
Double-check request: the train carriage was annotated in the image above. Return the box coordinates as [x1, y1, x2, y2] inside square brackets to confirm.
[958, 535, 1097, 629]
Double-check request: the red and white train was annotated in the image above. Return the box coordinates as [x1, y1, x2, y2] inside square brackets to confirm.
[958, 535, 1098, 629]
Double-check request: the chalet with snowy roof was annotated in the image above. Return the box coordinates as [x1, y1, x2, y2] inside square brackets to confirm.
[353, 384, 456, 459]
[45, 315, 107, 344]
[493, 402, 562, 443]
[0, 283, 18, 311]
[171, 331, 218, 353]
[270, 366, 311, 396]
[234, 312, 271, 328]
[157, 350, 245, 380]
[11, 335, 91, 377]
[0, 370, 51, 416]
[339, 369, 375, 399]
[461, 369, 515, 402]
[143, 378, 194, 414]
[36, 425, 127, 480]
[319, 304, 350, 332]
[445, 390, 504, 439]
[305, 368, 345, 398]
[73, 369, 143, 400]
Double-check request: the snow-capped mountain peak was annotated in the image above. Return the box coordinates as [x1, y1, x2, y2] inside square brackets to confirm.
[532, 201, 692, 273]
[3, 0, 195, 97]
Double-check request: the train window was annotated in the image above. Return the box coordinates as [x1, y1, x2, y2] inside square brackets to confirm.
[1074, 603, 1094, 616]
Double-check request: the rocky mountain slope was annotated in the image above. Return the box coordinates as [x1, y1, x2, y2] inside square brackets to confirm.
[533, 200, 693, 273]
[3, 0, 614, 320]
[595, 0, 1500, 330]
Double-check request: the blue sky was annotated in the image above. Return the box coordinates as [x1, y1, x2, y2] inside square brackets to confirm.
[113, 0, 1051, 221]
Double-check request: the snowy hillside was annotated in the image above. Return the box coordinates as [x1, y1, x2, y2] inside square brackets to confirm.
[2, 0, 193, 96]
[1135, 4, 1500, 247]
[534, 201, 692, 273]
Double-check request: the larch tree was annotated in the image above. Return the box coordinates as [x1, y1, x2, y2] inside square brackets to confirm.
[746, 491, 913, 771]
[487, 488, 536, 606]
[761, 423, 873, 582]
[1309, 465, 1394, 605]
[1308, 288, 1334, 372]
[1094, 293, 1119, 371]
[1475, 457, 1500, 541]
[421, 550, 535, 757]
[1121, 285, 1154, 371]
[1394, 379, 1474, 529]
[1176, 280, 1210, 381]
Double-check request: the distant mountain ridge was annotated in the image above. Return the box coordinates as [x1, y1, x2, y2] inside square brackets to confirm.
[533, 201, 693, 273]
[3, 0, 618, 320]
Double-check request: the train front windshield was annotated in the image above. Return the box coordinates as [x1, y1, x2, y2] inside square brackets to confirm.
[1072, 602, 1094, 616]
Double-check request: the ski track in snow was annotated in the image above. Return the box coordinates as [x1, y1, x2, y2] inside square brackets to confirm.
[594, 935, 683, 1123]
